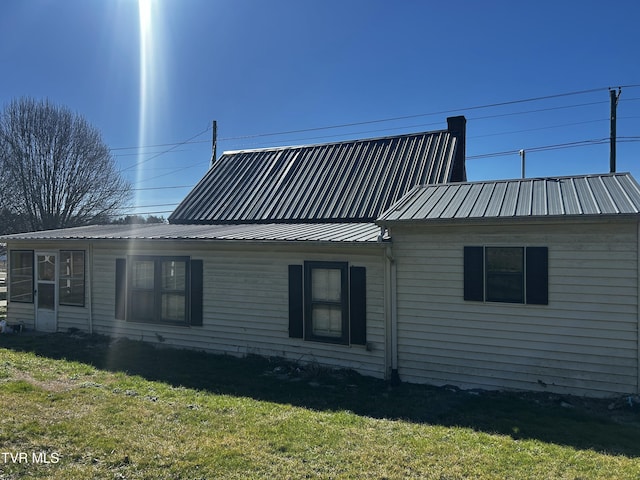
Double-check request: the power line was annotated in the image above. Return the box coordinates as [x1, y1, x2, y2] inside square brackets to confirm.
[133, 161, 209, 185]
[219, 98, 640, 151]
[132, 185, 193, 191]
[113, 149, 190, 158]
[110, 89, 640, 155]
[217, 86, 637, 142]
[127, 143, 640, 210]
[468, 117, 612, 139]
[111, 140, 208, 151]
[122, 203, 178, 209]
[115, 85, 640, 190]
[467, 138, 611, 160]
[121, 126, 212, 172]
[127, 113, 611, 185]
[111, 210, 174, 216]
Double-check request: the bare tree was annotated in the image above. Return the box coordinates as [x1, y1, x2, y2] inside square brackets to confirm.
[0, 98, 131, 232]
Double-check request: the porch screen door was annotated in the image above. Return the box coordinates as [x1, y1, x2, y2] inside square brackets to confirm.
[35, 252, 57, 332]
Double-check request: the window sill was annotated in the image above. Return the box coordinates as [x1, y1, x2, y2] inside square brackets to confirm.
[304, 335, 349, 346]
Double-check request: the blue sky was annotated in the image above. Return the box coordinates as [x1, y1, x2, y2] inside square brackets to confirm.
[1, 0, 639, 218]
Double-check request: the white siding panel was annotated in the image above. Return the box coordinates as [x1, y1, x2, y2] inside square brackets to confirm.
[6, 302, 34, 329]
[57, 306, 89, 332]
[89, 242, 386, 379]
[392, 221, 639, 397]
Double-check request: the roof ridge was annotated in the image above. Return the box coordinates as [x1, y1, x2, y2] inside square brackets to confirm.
[414, 171, 633, 189]
[220, 129, 450, 156]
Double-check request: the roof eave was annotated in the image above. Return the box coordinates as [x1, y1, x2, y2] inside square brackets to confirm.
[376, 213, 640, 227]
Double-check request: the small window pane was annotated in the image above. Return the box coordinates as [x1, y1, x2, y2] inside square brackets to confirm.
[133, 261, 154, 289]
[9, 251, 33, 303]
[72, 253, 85, 274]
[162, 261, 185, 290]
[59, 251, 85, 306]
[312, 268, 341, 302]
[486, 247, 524, 303]
[38, 255, 56, 282]
[312, 305, 343, 338]
[38, 283, 55, 310]
[162, 293, 186, 322]
[131, 290, 155, 321]
[487, 247, 523, 273]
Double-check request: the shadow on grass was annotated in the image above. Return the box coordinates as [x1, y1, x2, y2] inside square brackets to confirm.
[2, 332, 640, 457]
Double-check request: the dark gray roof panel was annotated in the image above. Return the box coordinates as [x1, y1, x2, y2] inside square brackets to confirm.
[169, 129, 463, 224]
[377, 173, 640, 223]
[546, 180, 564, 216]
[0, 223, 385, 243]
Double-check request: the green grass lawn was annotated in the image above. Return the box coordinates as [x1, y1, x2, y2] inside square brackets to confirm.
[1, 333, 640, 479]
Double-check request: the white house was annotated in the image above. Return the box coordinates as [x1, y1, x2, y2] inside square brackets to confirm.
[377, 174, 640, 397]
[3, 115, 640, 397]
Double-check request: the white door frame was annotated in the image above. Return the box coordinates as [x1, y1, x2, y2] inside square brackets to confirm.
[35, 251, 58, 333]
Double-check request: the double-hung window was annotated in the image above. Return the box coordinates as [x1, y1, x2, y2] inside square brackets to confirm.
[288, 261, 367, 346]
[464, 246, 548, 305]
[115, 256, 203, 326]
[305, 261, 349, 343]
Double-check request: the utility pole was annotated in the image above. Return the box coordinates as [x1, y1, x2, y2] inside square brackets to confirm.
[519, 149, 526, 179]
[211, 120, 218, 166]
[610, 88, 621, 173]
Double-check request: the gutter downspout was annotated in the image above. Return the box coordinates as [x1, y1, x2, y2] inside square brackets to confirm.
[88, 243, 94, 335]
[385, 241, 400, 384]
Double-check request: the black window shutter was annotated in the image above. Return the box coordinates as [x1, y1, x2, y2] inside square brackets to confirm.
[115, 258, 126, 320]
[288, 265, 303, 338]
[464, 246, 484, 301]
[526, 247, 548, 305]
[349, 266, 367, 345]
[190, 260, 204, 326]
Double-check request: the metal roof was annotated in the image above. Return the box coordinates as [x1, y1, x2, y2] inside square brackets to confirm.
[0, 222, 386, 243]
[377, 173, 640, 223]
[169, 127, 464, 224]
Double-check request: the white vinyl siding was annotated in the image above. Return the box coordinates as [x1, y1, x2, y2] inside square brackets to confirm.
[57, 305, 89, 332]
[6, 302, 35, 329]
[391, 220, 639, 397]
[89, 242, 386, 379]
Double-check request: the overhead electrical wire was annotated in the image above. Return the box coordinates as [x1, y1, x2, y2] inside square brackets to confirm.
[120, 125, 212, 172]
[217, 86, 613, 141]
[111, 89, 640, 156]
[119, 136, 640, 217]
[132, 185, 193, 191]
[127, 118, 639, 187]
[111, 84, 640, 215]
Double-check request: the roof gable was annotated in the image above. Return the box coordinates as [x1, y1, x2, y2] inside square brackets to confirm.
[169, 120, 466, 224]
[377, 172, 640, 223]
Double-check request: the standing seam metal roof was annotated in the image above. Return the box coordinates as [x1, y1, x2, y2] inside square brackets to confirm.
[377, 173, 640, 222]
[169, 129, 462, 224]
[0, 223, 386, 243]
